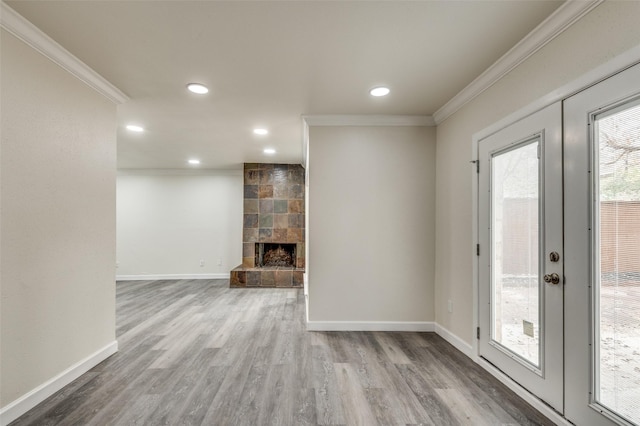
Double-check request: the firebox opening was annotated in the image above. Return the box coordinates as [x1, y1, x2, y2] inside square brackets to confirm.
[256, 243, 296, 267]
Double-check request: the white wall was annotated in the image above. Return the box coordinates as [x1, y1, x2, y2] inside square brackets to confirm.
[1, 29, 117, 409]
[435, 1, 640, 344]
[116, 170, 243, 279]
[308, 126, 436, 327]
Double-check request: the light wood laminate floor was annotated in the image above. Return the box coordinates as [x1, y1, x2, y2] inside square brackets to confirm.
[11, 279, 553, 425]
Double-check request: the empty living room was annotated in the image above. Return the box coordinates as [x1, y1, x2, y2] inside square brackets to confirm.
[2, 1, 640, 425]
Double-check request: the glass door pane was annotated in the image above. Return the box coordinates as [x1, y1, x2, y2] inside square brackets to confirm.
[491, 140, 541, 367]
[595, 102, 640, 424]
[479, 102, 562, 411]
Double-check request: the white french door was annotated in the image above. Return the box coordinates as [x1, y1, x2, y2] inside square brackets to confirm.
[478, 61, 640, 425]
[478, 102, 564, 412]
[564, 62, 640, 426]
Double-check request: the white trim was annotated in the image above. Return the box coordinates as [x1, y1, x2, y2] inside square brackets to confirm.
[476, 358, 571, 426]
[303, 272, 308, 297]
[306, 321, 434, 332]
[0, 2, 128, 105]
[434, 323, 474, 359]
[0, 341, 118, 426]
[472, 143, 480, 360]
[117, 168, 242, 176]
[116, 273, 230, 281]
[473, 43, 640, 143]
[433, 0, 603, 125]
[301, 117, 309, 173]
[303, 115, 435, 127]
[305, 293, 310, 324]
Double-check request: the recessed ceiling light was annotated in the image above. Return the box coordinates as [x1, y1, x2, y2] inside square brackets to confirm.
[253, 128, 269, 135]
[263, 148, 276, 155]
[369, 86, 390, 97]
[188, 159, 201, 165]
[187, 83, 209, 94]
[126, 124, 144, 132]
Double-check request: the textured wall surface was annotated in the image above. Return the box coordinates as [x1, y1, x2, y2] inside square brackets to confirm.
[116, 170, 243, 277]
[308, 126, 436, 323]
[1, 30, 117, 406]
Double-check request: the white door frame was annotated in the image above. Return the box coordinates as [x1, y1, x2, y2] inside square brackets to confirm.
[471, 45, 640, 425]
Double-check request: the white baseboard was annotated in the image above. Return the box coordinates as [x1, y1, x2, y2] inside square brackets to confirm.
[306, 321, 435, 332]
[116, 273, 230, 281]
[0, 340, 118, 426]
[434, 323, 474, 358]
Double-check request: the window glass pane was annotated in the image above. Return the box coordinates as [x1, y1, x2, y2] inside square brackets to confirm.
[491, 140, 540, 366]
[596, 102, 640, 423]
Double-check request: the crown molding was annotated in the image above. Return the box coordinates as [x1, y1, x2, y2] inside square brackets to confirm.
[433, 0, 603, 125]
[1, 2, 129, 104]
[303, 114, 435, 127]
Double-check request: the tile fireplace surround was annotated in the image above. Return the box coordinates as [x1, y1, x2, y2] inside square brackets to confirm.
[230, 163, 305, 288]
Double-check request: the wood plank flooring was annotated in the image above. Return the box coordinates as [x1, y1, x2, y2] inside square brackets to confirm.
[10, 279, 553, 425]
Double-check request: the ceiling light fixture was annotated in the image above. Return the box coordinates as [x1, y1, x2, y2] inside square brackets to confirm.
[369, 86, 390, 97]
[263, 148, 276, 155]
[126, 124, 144, 132]
[253, 128, 269, 135]
[188, 159, 201, 165]
[187, 83, 209, 94]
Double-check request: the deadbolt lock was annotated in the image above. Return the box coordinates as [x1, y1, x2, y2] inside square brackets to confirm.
[543, 273, 561, 285]
[549, 251, 560, 262]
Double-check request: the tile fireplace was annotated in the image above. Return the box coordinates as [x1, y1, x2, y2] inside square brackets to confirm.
[230, 163, 305, 287]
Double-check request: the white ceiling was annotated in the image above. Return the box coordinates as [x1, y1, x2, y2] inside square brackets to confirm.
[7, 0, 564, 170]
